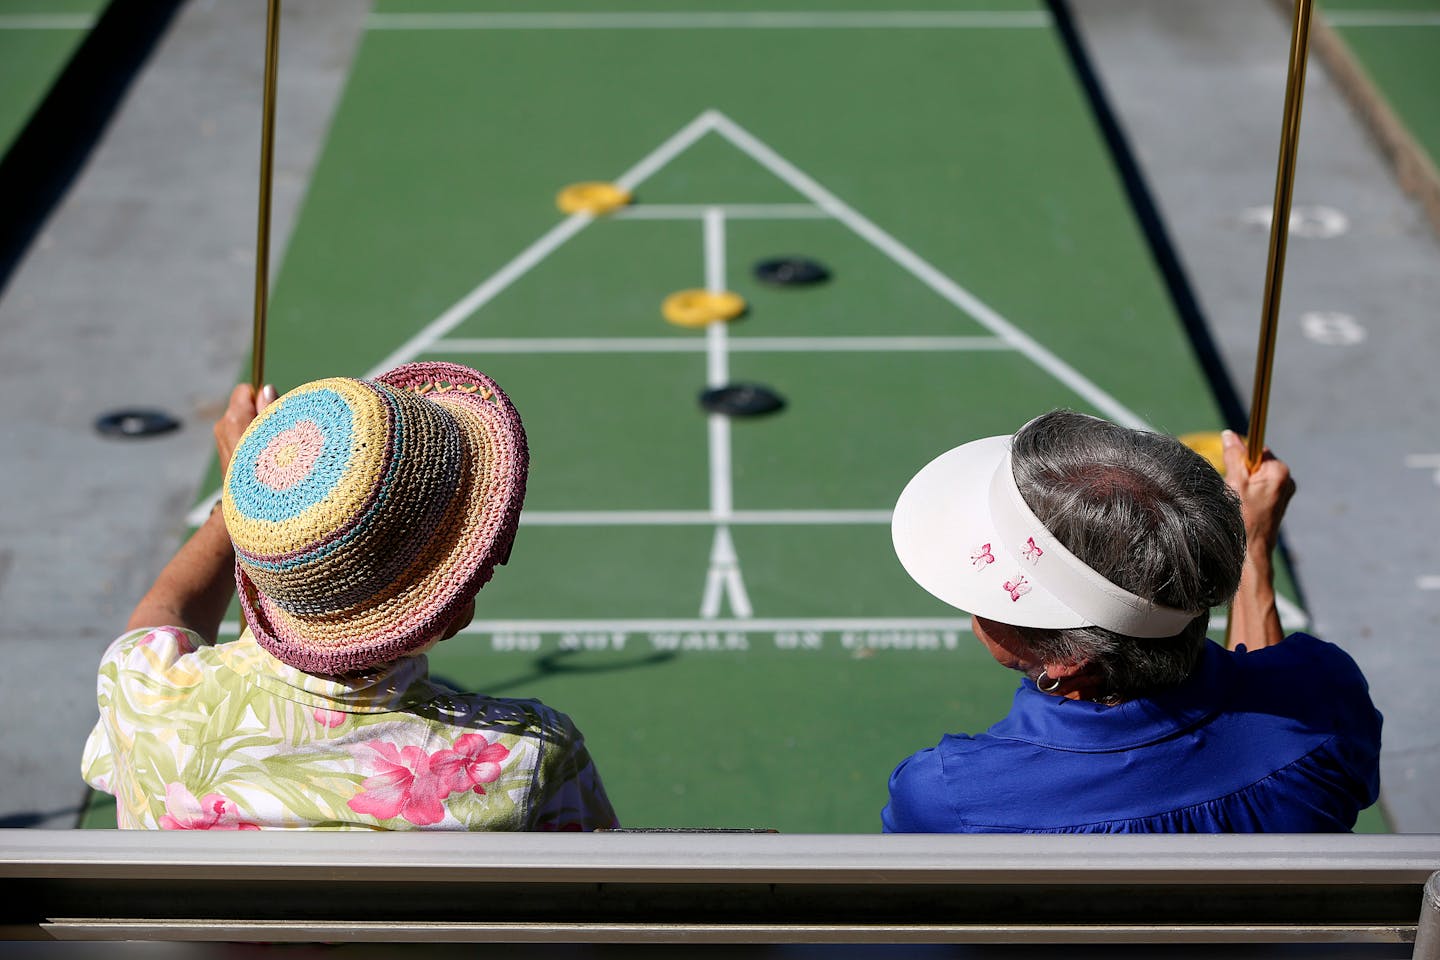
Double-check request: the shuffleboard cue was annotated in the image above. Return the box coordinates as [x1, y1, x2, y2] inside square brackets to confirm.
[251, 0, 281, 392]
[1246, 0, 1315, 468]
[1227, 0, 1314, 645]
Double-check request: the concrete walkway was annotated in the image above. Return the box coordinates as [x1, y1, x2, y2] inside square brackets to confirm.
[1073, 0, 1440, 832]
[0, 0, 369, 828]
[0, 0, 1434, 830]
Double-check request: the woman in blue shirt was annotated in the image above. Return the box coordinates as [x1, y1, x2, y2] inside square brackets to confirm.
[885, 412, 1381, 833]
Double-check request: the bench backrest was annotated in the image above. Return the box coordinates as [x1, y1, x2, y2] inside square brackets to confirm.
[3, 831, 1438, 953]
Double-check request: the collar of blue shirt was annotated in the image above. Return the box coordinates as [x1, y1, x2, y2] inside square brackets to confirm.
[985, 640, 1228, 753]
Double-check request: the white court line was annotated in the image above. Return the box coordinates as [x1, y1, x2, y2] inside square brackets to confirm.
[217, 109, 1310, 631]
[367, 12, 1053, 31]
[381, 108, 1148, 430]
[700, 206, 752, 619]
[467, 616, 967, 634]
[704, 207, 727, 298]
[214, 611, 1294, 636]
[191, 506, 889, 529]
[468, 613, 1299, 633]
[191, 113, 726, 514]
[1404, 454, 1440, 486]
[1214, 608, 1306, 631]
[436, 335, 1011, 354]
[0, 15, 95, 29]
[1418, 576, 1440, 591]
[363, 111, 716, 379]
[704, 207, 732, 516]
[701, 111, 1309, 632]
[186, 490, 223, 527]
[613, 204, 827, 220]
[221, 617, 974, 637]
[613, 113, 717, 194]
[704, 110, 1152, 433]
[519, 510, 892, 526]
[364, 217, 590, 377]
[700, 527, 753, 619]
[1280, 599, 1309, 630]
[1325, 12, 1440, 27]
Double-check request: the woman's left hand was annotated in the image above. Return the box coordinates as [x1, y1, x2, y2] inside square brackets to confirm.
[126, 381, 275, 639]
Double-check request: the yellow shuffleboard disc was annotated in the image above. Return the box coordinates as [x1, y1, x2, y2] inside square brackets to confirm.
[556, 181, 632, 215]
[662, 289, 748, 328]
[1178, 431, 1226, 475]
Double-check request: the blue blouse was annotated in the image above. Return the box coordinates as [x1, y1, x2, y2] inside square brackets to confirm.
[883, 634, 1382, 833]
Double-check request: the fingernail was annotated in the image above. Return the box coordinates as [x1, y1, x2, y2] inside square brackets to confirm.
[261, 385, 277, 403]
[1221, 430, 1237, 445]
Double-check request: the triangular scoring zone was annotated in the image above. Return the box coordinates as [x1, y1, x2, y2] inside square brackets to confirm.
[195, 109, 1307, 630]
[364, 108, 1149, 432]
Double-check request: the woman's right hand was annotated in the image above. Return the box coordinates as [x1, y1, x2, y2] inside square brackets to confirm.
[1221, 430, 1294, 651]
[1221, 429, 1296, 559]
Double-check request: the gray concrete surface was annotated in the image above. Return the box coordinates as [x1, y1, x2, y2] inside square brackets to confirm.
[0, 0, 369, 828]
[1072, 0, 1440, 830]
[0, 0, 1435, 831]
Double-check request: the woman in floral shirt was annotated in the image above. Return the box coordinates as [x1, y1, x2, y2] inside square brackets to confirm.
[83, 363, 617, 831]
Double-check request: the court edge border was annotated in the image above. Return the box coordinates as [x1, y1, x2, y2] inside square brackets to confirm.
[1048, 0, 1313, 609]
[1290, 0, 1440, 239]
[1047, 0, 1248, 434]
[1051, 1, 1394, 832]
[0, 0, 184, 299]
[0, 0, 184, 830]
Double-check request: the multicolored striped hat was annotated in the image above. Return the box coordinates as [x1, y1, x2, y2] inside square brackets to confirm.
[222, 361, 527, 675]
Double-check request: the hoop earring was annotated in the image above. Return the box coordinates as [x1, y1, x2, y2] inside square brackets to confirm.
[1037, 671, 1062, 693]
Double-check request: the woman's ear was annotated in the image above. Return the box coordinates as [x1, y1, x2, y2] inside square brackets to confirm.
[1041, 659, 1087, 680]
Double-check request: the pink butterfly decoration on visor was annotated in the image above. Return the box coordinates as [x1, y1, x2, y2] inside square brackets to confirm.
[971, 543, 996, 568]
[1021, 537, 1044, 563]
[1003, 576, 1031, 601]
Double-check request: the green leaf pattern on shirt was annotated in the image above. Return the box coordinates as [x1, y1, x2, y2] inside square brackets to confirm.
[83, 627, 617, 831]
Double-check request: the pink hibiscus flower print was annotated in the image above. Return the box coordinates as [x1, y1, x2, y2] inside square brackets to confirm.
[433, 733, 511, 796]
[139, 628, 196, 655]
[347, 742, 451, 826]
[159, 783, 259, 830]
[312, 707, 347, 728]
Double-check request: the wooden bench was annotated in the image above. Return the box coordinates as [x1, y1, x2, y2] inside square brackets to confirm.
[2, 830, 1438, 954]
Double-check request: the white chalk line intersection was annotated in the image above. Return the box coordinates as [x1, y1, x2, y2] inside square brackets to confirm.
[701, 206, 752, 619]
[199, 109, 1309, 629]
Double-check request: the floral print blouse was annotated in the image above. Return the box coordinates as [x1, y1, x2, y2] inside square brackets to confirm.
[82, 627, 617, 831]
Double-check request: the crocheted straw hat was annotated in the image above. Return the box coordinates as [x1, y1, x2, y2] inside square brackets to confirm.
[222, 361, 527, 674]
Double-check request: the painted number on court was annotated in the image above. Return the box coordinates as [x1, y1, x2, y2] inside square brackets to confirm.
[1300, 311, 1366, 345]
[1239, 205, 1350, 238]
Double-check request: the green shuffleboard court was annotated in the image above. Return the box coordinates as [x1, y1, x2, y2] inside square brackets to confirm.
[85, 1, 1368, 832]
[1325, 0, 1440, 172]
[0, 0, 105, 157]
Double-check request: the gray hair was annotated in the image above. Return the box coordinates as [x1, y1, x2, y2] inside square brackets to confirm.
[1008, 410, 1246, 697]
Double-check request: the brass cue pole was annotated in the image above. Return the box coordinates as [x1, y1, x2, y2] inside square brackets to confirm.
[1226, 0, 1314, 647]
[1246, 0, 1315, 470]
[251, 0, 281, 392]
